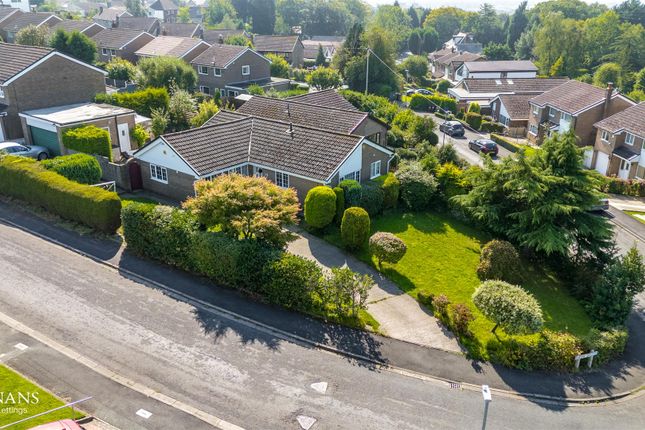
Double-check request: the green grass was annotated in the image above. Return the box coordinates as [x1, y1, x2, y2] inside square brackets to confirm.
[120, 195, 160, 208]
[321, 210, 593, 358]
[0, 365, 84, 429]
[626, 211, 645, 224]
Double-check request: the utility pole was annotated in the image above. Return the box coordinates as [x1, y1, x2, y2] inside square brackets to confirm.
[481, 385, 492, 430]
[365, 48, 370, 95]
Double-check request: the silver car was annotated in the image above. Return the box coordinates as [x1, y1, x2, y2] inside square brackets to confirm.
[0, 142, 50, 160]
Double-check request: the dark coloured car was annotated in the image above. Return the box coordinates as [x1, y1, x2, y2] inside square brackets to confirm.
[468, 139, 499, 156]
[417, 88, 432, 95]
[439, 121, 465, 137]
[405, 89, 417, 96]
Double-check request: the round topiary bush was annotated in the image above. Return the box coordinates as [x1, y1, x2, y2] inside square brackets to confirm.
[395, 162, 437, 211]
[339, 179, 362, 207]
[341, 207, 370, 250]
[304, 186, 337, 229]
[472, 280, 544, 335]
[369, 232, 407, 269]
[477, 240, 522, 284]
[333, 186, 344, 224]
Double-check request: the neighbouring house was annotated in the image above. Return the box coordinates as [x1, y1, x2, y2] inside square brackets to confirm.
[302, 36, 344, 64]
[19, 102, 149, 159]
[0, 43, 106, 141]
[0, 0, 29, 12]
[93, 7, 131, 29]
[589, 103, 645, 180]
[253, 35, 304, 68]
[202, 28, 250, 45]
[191, 44, 289, 97]
[236, 93, 388, 146]
[527, 81, 635, 146]
[135, 36, 210, 63]
[117, 16, 161, 36]
[160, 22, 202, 38]
[149, 0, 178, 23]
[0, 11, 62, 43]
[52, 19, 105, 37]
[455, 60, 538, 82]
[133, 110, 394, 201]
[286, 89, 360, 112]
[489, 93, 536, 137]
[91, 28, 155, 63]
[432, 50, 483, 83]
[443, 32, 482, 54]
[448, 77, 569, 113]
[0, 7, 21, 31]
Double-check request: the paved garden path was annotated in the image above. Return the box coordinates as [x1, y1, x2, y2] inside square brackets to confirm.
[288, 231, 463, 353]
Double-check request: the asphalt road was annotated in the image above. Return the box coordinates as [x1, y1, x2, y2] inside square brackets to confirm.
[0, 222, 644, 429]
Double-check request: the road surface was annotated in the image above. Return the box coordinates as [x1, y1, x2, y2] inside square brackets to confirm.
[0, 221, 643, 430]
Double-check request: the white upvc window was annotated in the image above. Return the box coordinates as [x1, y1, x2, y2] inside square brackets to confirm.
[275, 171, 289, 188]
[370, 160, 381, 179]
[101, 48, 109, 55]
[548, 107, 556, 118]
[214, 68, 223, 77]
[197, 65, 209, 75]
[601, 130, 610, 142]
[561, 112, 572, 122]
[228, 90, 239, 97]
[531, 104, 539, 116]
[529, 124, 538, 135]
[242, 65, 250, 75]
[342, 171, 360, 182]
[625, 133, 635, 146]
[220, 88, 226, 97]
[150, 164, 168, 183]
[199, 85, 210, 95]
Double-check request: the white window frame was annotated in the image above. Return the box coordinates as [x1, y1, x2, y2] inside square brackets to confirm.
[197, 65, 209, 75]
[370, 160, 381, 179]
[601, 130, 610, 142]
[531, 105, 539, 116]
[101, 48, 109, 55]
[561, 112, 572, 122]
[342, 171, 360, 182]
[275, 171, 289, 188]
[625, 133, 635, 146]
[0, 87, 4, 98]
[548, 107, 556, 118]
[214, 68, 223, 77]
[228, 90, 239, 97]
[242, 65, 250, 76]
[220, 88, 226, 97]
[529, 124, 538, 136]
[150, 164, 168, 183]
[199, 85, 210, 95]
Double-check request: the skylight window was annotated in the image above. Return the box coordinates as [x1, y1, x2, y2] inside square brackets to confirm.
[495, 80, 502, 85]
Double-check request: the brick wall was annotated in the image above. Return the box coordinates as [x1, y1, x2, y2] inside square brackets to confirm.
[195, 50, 271, 95]
[137, 159, 197, 202]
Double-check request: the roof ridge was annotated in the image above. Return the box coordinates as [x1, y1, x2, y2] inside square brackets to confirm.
[254, 95, 366, 115]
[244, 113, 365, 139]
[164, 115, 251, 137]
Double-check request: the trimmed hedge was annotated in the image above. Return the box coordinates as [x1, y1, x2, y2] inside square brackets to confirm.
[0, 156, 121, 233]
[465, 112, 482, 130]
[333, 187, 345, 224]
[480, 121, 505, 133]
[95, 87, 170, 117]
[304, 186, 337, 229]
[341, 207, 370, 250]
[41, 153, 102, 184]
[409, 94, 457, 113]
[339, 179, 362, 207]
[373, 173, 400, 209]
[369, 232, 406, 268]
[359, 181, 384, 216]
[62, 125, 112, 161]
[600, 177, 645, 197]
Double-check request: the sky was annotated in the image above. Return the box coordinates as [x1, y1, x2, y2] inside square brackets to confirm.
[364, 0, 625, 13]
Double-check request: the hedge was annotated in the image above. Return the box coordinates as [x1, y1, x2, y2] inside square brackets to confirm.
[490, 133, 538, 156]
[333, 187, 345, 224]
[358, 181, 384, 216]
[465, 112, 482, 130]
[409, 94, 457, 113]
[341, 207, 370, 250]
[304, 186, 336, 229]
[600, 177, 645, 197]
[0, 156, 121, 233]
[339, 179, 362, 207]
[94, 87, 170, 117]
[373, 173, 400, 209]
[62, 125, 112, 161]
[480, 121, 505, 133]
[41, 153, 102, 184]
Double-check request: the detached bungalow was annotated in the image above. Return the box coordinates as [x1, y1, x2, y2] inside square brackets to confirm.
[133, 111, 394, 201]
[91, 28, 155, 63]
[135, 36, 210, 63]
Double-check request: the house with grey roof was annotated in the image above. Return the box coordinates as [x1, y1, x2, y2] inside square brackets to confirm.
[0, 7, 21, 29]
[117, 16, 161, 36]
[135, 36, 210, 63]
[91, 27, 155, 63]
[0, 42, 106, 143]
[132, 111, 393, 201]
[190, 44, 288, 97]
[302, 37, 344, 64]
[93, 7, 131, 29]
[527, 81, 635, 147]
[443, 32, 482, 54]
[52, 19, 105, 37]
[253, 35, 304, 67]
[160, 22, 201, 38]
[202, 28, 250, 45]
[149, 0, 178, 23]
[590, 103, 645, 180]
[433, 51, 483, 82]
[0, 11, 62, 42]
[287, 89, 359, 112]
[489, 93, 537, 137]
[455, 60, 538, 82]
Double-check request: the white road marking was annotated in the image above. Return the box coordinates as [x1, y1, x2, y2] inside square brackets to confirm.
[310, 382, 328, 394]
[14, 343, 28, 350]
[296, 415, 317, 430]
[136, 409, 152, 419]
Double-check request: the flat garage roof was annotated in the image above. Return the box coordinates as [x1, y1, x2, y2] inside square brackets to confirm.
[21, 103, 135, 125]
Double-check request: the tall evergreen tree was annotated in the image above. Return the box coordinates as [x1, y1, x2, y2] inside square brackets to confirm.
[315, 44, 326, 66]
[506, 1, 528, 49]
[408, 6, 420, 28]
[249, 0, 276, 34]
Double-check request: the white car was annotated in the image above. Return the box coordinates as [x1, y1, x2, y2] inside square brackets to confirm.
[0, 141, 50, 160]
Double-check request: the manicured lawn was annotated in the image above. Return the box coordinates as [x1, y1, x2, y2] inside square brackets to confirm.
[626, 211, 645, 225]
[321, 210, 594, 358]
[120, 195, 160, 208]
[0, 365, 83, 430]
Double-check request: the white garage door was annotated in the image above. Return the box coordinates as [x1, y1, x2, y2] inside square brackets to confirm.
[583, 149, 593, 168]
[595, 152, 609, 175]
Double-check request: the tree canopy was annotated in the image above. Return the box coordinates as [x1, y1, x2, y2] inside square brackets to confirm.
[136, 56, 198, 90]
[49, 29, 97, 64]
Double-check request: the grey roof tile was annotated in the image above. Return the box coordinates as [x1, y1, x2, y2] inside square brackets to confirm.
[1, 12, 60, 33]
[595, 103, 645, 138]
[0, 42, 51, 84]
[286, 89, 359, 112]
[253, 35, 300, 53]
[529, 80, 615, 114]
[460, 78, 569, 94]
[190, 44, 247, 67]
[91, 28, 152, 49]
[136, 36, 207, 58]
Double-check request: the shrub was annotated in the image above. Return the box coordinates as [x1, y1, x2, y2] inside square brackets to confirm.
[396, 147, 418, 160]
[432, 294, 450, 319]
[467, 102, 481, 113]
[137, 56, 198, 90]
[95, 88, 170, 117]
[395, 162, 437, 211]
[465, 112, 482, 130]
[62, 125, 112, 160]
[417, 291, 434, 306]
[583, 328, 628, 366]
[333, 187, 344, 224]
[387, 126, 406, 147]
[0, 156, 121, 233]
[369, 232, 407, 269]
[477, 240, 522, 284]
[600, 177, 645, 197]
[472, 280, 544, 335]
[435, 162, 467, 200]
[359, 181, 384, 216]
[341, 207, 370, 250]
[450, 303, 474, 337]
[435, 79, 451, 93]
[41, 153, 102, 184]
[373, 173, 400, 209]
[130, 124, 149, 147]
[480, 121, 505, 133]
[262, 253, 323, 310]
[409, 94, 430, 111]
[304, 186, 337, 229]
[339, 179, 362, 207]
[121, 203, 200, 270]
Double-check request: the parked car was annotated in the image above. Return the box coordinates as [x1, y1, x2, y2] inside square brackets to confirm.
[589, 198, 609, 212]
[0, 142, 50, 160]
[417, 88, 432, 95]
[468, 139, 499, 156]
[439, 121, 465, 137]
[405, 88, 417, 96]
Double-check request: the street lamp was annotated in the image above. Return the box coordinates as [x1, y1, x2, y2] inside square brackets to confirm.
[481, 385, 492, 430]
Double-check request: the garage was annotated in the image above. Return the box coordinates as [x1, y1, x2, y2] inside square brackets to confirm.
[29, 126, 61, 156]
[594, 152, 609, 175]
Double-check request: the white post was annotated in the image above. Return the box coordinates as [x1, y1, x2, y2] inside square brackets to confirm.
[365, 48, 370, 95]
[481, 385, 492, 430]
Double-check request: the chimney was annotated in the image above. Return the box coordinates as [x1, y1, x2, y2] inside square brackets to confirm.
[115, 14, 119, 27]
[99, 6, 103, 14]
[603, 82, 614, 118]
[218, 34, 224, 44]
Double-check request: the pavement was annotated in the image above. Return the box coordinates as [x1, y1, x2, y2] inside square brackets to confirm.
[288, 231, 462, 352]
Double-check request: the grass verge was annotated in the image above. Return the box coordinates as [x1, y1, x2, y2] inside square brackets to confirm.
[626, 211, 645, 225]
